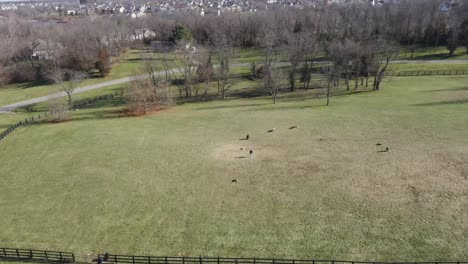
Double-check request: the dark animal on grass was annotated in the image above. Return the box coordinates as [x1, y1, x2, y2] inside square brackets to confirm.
[376, 143, 382, 146]
[246, 135, 250, 140]
[232, 179, 238, 183]
[249, 149, 253, 157]
[378, 147, 390, 153]
[289, 126, 298, 129]
[268, 128, 276, 133]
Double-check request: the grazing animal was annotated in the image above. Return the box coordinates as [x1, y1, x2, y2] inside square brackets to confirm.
[246, 135, 250, 140]
[249, 149, 253, 157]
[289, 126, 298, 129]
[240, 147, 245, 150]
[385, 147, 389, 152]
[376, 143, 382, 146]
[232, 179, 238, 183]
[267, 128, 276, 133]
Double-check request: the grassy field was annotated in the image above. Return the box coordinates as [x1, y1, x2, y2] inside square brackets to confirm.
[0, 75, 467, 261]
[399, 47, 468, 60]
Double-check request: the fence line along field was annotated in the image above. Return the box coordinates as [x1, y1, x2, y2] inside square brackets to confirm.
[0, 76, 467, 261]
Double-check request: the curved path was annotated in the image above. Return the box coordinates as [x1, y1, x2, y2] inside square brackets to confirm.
[1, 59, 468, 113]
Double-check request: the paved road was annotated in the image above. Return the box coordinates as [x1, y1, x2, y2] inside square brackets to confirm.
[1, 59, 468, 113]
[0, 75, 144, 113]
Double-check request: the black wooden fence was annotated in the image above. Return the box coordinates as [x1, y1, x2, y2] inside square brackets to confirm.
[0, 248, 75, 263]
[95, 254, 467, 264]
[0, 89, 126, 144]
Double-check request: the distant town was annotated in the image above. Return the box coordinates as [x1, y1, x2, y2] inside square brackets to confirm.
[0, 0, 458, 16]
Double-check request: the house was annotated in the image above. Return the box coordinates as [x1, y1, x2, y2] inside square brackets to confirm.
[31, 39, 63, 61]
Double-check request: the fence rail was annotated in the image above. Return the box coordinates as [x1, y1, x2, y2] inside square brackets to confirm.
[0, 89, 126, 144]
[0, 247, 75, 263]
[96, 254, 467, 264]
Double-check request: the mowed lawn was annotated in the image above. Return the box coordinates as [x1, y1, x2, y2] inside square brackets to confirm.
[0, 76, 467, 261]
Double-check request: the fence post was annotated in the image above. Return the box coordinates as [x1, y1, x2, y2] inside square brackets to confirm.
[183, 257, 185, 264]
[29, 250, 33, 259]
[199, 256, 202, 264]
[166, 256, 168, 264]
[45, 251, 48, 260]
[2, 248, 6, 257]
[133, 255, 136, 264]
[16, 249, 19, 258]
[148, 256, 151, 264]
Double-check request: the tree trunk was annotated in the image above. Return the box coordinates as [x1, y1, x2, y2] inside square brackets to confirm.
[355, 63, 360, 90]
[345, 66, 350, 91]
[290, 66, 296, 91]
[326, 77, 332, 106]
[67, 93, 72, 106]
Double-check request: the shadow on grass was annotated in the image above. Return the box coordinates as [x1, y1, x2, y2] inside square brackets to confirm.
[17, 80, 50, 89]
[422, 86, 468, 92]
[70, 109, 127, 123]
[413, 99, 468, 106]
[410, 53, 457, 60]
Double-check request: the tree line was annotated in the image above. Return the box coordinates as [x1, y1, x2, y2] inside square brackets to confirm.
[1, 0, 468, 111]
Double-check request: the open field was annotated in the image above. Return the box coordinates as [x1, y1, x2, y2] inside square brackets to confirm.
[0, 76, 467, 261]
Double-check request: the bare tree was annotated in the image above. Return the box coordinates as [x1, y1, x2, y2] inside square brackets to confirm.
[286, 32, 307, 91]
[460, 19, 468, 54]
[260, 31, 281, 97]
[370, 39, 399, 91]
[127, 78, 171, 115]
[196, 48, 214, 99]
[300, 33, 317, 90]
[141, 52, 160, 86]
[49, 69, 87, 106]
[213, 34, 234, 99]
[173, 41, 198, 97]
[272, 68, 287, 104]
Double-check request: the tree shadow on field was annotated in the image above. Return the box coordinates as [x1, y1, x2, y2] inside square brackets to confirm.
[408, 52, 454, 60]
[413, 99, 468, 106]
[70, 108, 127, 123]
[422, 86, 468, 92]
[17, 80, 49, 89]
[196, 103, 266, 110]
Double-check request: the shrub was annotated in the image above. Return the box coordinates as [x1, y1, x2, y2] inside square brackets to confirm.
[256, 65, 266, 79]
[6, 63, 38, 83]
[126, 78, 172, 115]
[48, 101, 70, 123]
